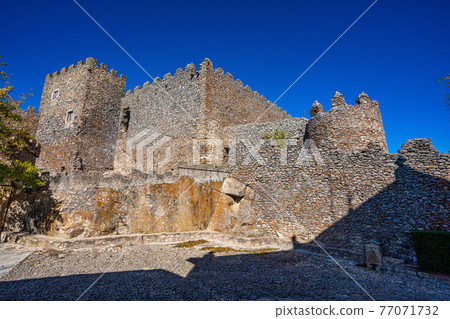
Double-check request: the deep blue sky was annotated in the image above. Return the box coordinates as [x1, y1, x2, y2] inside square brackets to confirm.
[2, 0, 449, 153]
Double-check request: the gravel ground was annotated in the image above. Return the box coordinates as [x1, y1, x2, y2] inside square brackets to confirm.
[0, 242, 448, 301]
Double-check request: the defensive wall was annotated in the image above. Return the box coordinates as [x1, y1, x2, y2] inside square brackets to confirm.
[230, 137, 449, 261]
[113, 58, 290, 173]
[1, 58, 448, 264]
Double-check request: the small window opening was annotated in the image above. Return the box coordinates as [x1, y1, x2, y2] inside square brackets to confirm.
[223, 147, 230, 163]
[66, 110, 74, 123]
[121, 108, 131, 132]
[52, 90, 59, 99]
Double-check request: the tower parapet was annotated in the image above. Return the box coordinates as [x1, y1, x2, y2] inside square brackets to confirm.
[305, 92, 388, 153]
[45, 57, 126, 84]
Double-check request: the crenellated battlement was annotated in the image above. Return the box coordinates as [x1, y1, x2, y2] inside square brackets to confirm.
[122, 58, 287, 118]
[208, 59, 286, 116]
[46, 57, 126, 83]
[311, 92, 381, 118]
[37, 57, 127, 175]
[124, 61, 198, 98]
[306, 91, 388, 153]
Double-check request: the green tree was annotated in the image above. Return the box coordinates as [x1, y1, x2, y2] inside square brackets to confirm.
[0, 57, 46, 234]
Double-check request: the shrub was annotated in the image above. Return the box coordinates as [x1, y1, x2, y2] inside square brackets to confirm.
[410, 230, 450, 273]
[262, 128, 292, 148]
[262, 128, 289, 140]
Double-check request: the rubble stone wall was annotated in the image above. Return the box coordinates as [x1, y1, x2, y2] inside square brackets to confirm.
[114, 62, 203, 173]
[36, 58, 126, 174]
[201, 59, 290, 140]
[305, 92, 388, 153]
[230, 138, 449, 260]
[113, 58, 293, 172]
[224, 117, 309, 142]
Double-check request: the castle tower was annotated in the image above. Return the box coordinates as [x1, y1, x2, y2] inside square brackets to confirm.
[305, 92, 388, 153]
[36, 58, 127, 174]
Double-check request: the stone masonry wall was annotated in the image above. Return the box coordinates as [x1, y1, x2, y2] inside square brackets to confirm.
[36, 58, 126, 174]
[114, 62, 202, 173]
[230, 138, 449, 260]
[305, 92, 388, 153]
[225, 117, 309, 142]
[113, 58, 292, 173]
[201, 59, 290, 140]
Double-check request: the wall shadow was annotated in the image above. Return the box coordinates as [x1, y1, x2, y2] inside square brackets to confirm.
[2, 182, 60, 236]
[1, 244, 449, 301]
[316, 158, 450, 261]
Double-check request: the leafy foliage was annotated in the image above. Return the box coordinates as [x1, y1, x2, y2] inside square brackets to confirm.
[0, 57, 45, 191]
[261, 128, 292, 148]
[0, 161, 45, 189]
[262, 128, 290, 140]
[411, 230, 450, 274]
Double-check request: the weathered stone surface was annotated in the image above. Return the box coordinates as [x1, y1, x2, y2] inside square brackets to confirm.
[45, 175, 228, 238]
[231, 138, 449, 260]
[36, 58, 126, 174]
[5, 57, 447, 265]
[207, 193, 238, 232]
[365, 240, 382, 270]
[221, 178, 246, 198]
[310, 100, 323, 117]
[305, 92, 388, 153]
[224, 117, 308, 143]
[331, 91, 346, 108]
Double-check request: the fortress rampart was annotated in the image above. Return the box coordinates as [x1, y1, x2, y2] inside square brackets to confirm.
[113, 58, 290, 173]
[113, 62, 202, 173]
[2, 57, 448, 263]
[230, 137, 449, 260]
[199, 59, 290, 139]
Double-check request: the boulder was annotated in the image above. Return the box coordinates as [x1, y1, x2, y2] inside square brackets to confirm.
[221, 178, 246, 198]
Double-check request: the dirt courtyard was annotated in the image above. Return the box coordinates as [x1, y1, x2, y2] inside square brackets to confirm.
[0, 241, 448, 301]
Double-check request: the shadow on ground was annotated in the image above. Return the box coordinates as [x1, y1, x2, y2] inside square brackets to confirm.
[1, 245, 448, 301]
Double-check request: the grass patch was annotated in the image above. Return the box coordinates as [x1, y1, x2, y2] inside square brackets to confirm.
[201, 247, 239, 253]
[201, 246, 275, 255]
[249, 248, 275, 255]
[174, 240, 208, 248]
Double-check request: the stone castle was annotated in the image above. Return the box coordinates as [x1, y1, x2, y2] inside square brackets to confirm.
[3, 57, 449, 262]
